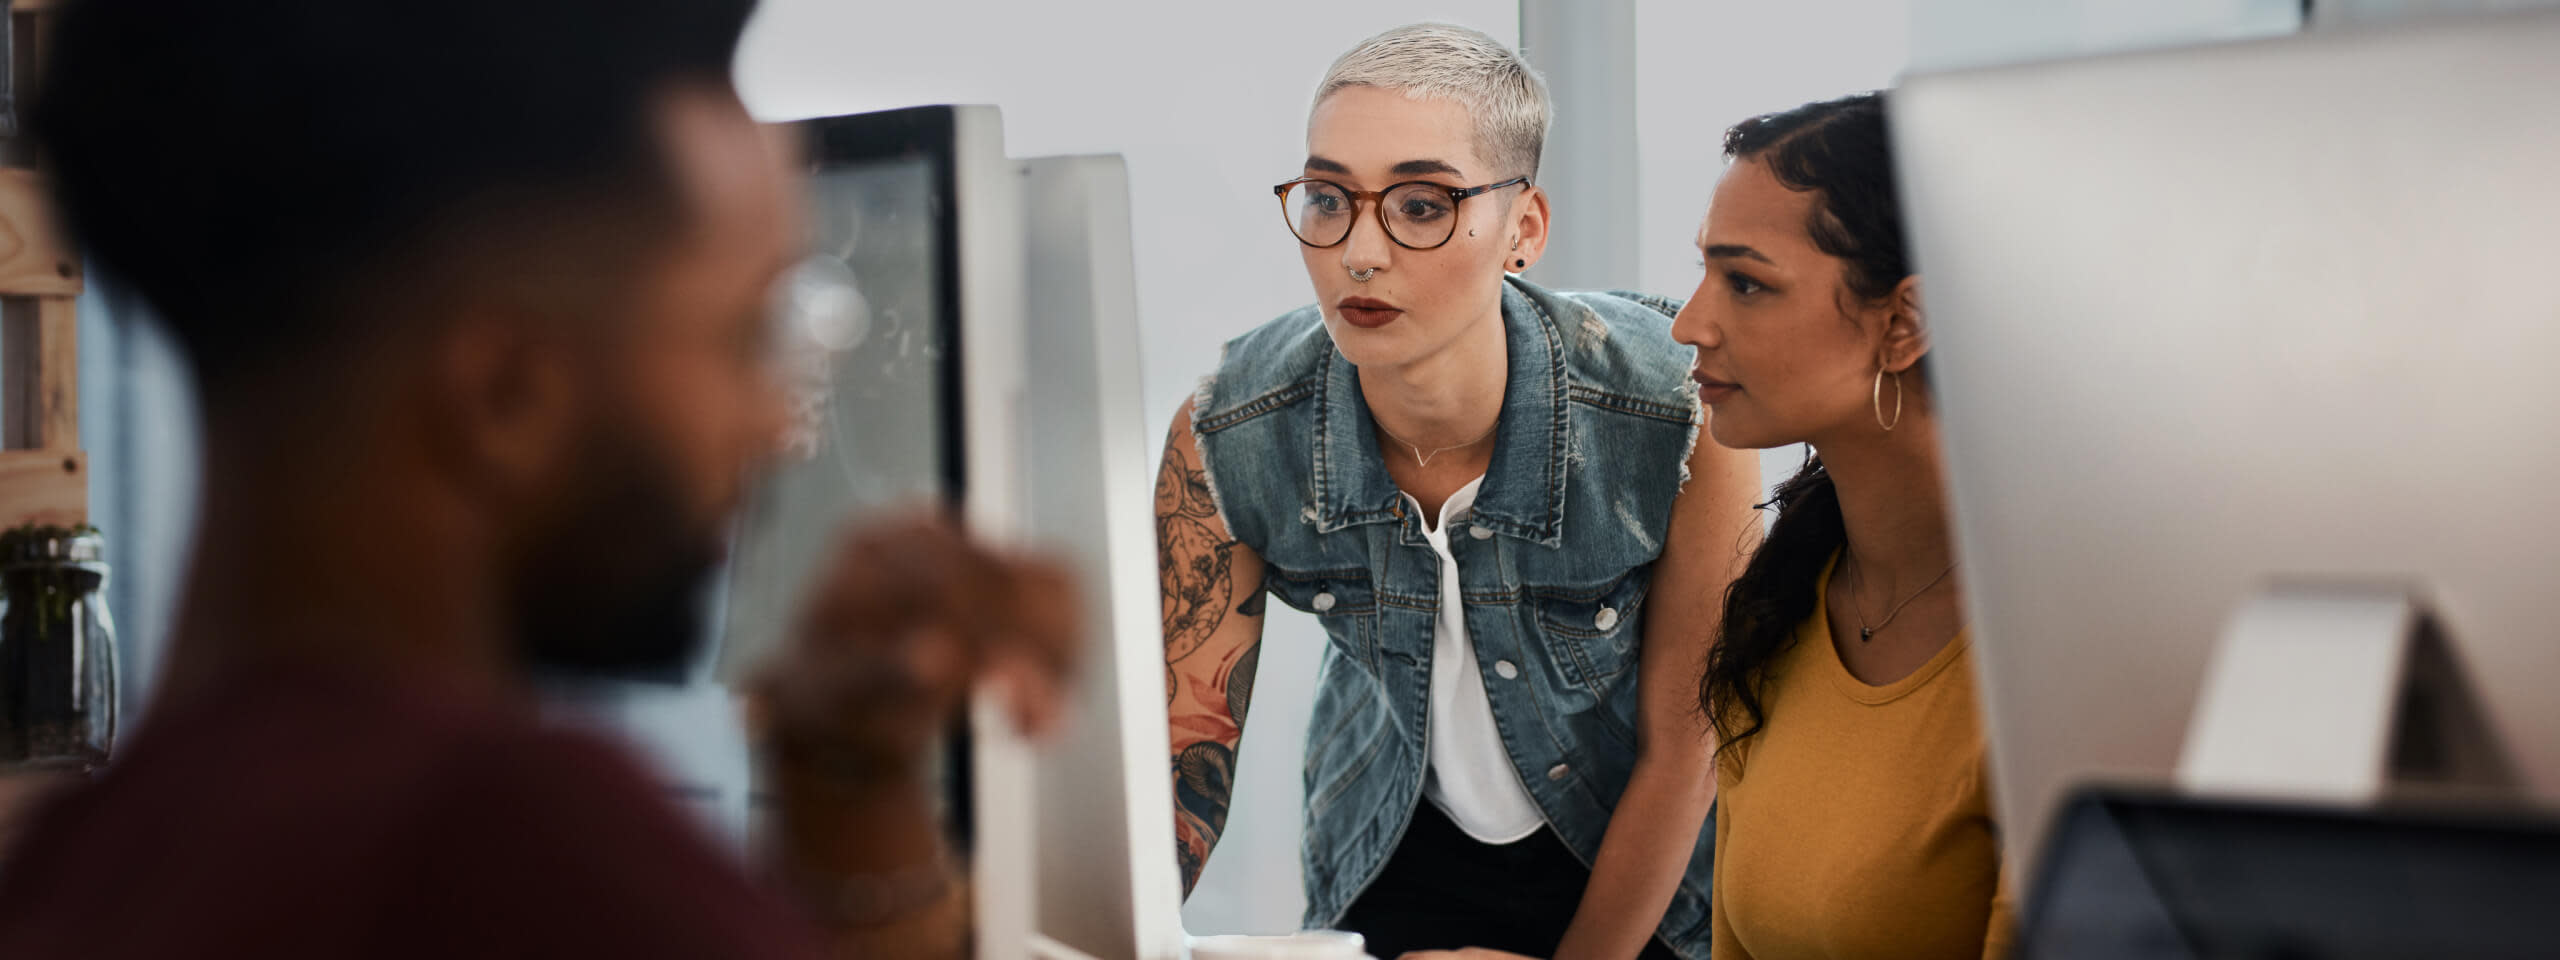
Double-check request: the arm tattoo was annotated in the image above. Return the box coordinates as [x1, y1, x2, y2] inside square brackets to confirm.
[1225, 641, 1261, 726]
[1173, 641, 1264, 892]
[1160, 437, 1263, 894]
[1163, 445, 1221, 519]
[1173, 741, 1238, 895]
[1159, 448, 1236, 667]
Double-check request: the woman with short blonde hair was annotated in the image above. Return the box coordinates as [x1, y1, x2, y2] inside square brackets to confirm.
[1159, 23, 1761, 960]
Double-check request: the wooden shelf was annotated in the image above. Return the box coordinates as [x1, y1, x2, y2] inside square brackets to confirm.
[0, 448, 82, 526]
[0, 0, 82, 528]
[0, 169, 78, 299]
[0, 295, 74, 450]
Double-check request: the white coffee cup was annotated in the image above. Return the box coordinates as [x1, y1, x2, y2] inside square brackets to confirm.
[1187, 930, 1372, 960]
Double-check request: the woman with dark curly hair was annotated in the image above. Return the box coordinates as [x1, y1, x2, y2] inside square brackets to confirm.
[1676, 92, 2011, 960]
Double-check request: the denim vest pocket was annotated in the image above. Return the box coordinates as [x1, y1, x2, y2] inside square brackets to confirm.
[1264, 567, 1378, 669]
[1302, 659, 1394, 818]
[1531, 567, 1650, 697]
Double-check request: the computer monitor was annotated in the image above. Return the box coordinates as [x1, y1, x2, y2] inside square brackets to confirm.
[721, 106, 987, 682]
[714, 103, 1035, 952]
[1008, 153, 1184, 960]
[1891, 8, 2560, 886]
[716, 105, 1174, 960]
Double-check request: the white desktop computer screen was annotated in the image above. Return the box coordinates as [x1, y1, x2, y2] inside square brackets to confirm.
[1009, 152, 1184, 960]
[714, 104, 1174, 960]
[1893, 8, 2560, 887]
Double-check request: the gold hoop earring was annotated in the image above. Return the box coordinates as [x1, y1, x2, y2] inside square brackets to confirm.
[1873, 369, 1904, 432]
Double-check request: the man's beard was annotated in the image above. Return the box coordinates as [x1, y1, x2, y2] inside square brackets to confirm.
[507, 416, 724, 685]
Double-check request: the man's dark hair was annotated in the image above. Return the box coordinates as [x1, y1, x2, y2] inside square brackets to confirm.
[30, 0, 759, 399]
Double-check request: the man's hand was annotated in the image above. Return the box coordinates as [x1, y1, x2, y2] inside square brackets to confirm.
[751, 511, 1081, 788]
[747, 513, 1080, 947]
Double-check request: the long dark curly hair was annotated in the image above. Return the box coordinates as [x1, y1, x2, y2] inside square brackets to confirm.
[1699, 92, 1912, 755]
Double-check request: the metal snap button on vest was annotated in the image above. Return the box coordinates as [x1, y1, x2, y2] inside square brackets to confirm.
[1312, 591, 1337, 613]
[1494, 659, 1519, 680]
[1301, 505, 1319, 523]
[1468, 524, 1493, 540]
[1547, 763, 1571, 781]
[1595, 606, 1621, 631]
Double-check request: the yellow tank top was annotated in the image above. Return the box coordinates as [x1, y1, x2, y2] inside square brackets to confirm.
[1710, 557, 2012, 960]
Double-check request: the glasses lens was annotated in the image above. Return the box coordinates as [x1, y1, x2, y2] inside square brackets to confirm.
[1284, 181, 1354, 246]
[1383, 183, 1459, 248]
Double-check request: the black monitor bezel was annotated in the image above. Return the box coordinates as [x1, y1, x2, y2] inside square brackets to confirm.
[796, 104, 976, 852]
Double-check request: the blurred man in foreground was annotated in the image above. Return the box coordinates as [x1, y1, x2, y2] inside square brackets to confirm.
[0, 1, 1067, 957]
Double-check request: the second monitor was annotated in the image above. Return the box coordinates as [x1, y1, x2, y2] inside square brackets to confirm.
[1894, 8, 2560, 883]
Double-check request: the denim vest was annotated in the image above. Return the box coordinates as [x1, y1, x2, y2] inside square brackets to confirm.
[1192, 277, 1715, 958]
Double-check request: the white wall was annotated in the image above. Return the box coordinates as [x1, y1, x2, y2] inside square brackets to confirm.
[732, 0, 1517, 936]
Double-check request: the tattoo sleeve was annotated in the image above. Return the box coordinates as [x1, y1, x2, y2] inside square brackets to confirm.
[1157, 420, 1266, 897]
[1159, 446, 1233, 669]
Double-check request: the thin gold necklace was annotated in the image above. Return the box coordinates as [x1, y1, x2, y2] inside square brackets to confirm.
[1372, 416, 1498, 468]
[1844, 551, 1959, 643]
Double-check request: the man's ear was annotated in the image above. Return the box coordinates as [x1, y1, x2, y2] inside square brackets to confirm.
[424, 309, 583, 506]
[1879, 275, 1929, 374]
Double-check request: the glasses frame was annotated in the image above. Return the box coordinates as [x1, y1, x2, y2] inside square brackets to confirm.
[1271, 176, 1532, 250]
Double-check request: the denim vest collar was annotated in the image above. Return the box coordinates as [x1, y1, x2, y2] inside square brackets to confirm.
[1312, 279, 1568, 547]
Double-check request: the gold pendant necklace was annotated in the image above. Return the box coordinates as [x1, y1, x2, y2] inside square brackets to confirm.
[1846, 552, 1959, 642]
[1373, 417, 1498, 469]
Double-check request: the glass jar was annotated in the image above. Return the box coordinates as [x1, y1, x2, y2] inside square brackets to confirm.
[0, 526, 117, 773]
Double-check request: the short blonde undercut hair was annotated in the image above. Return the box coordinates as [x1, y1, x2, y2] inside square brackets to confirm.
[1314, 23, 1551, 181]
